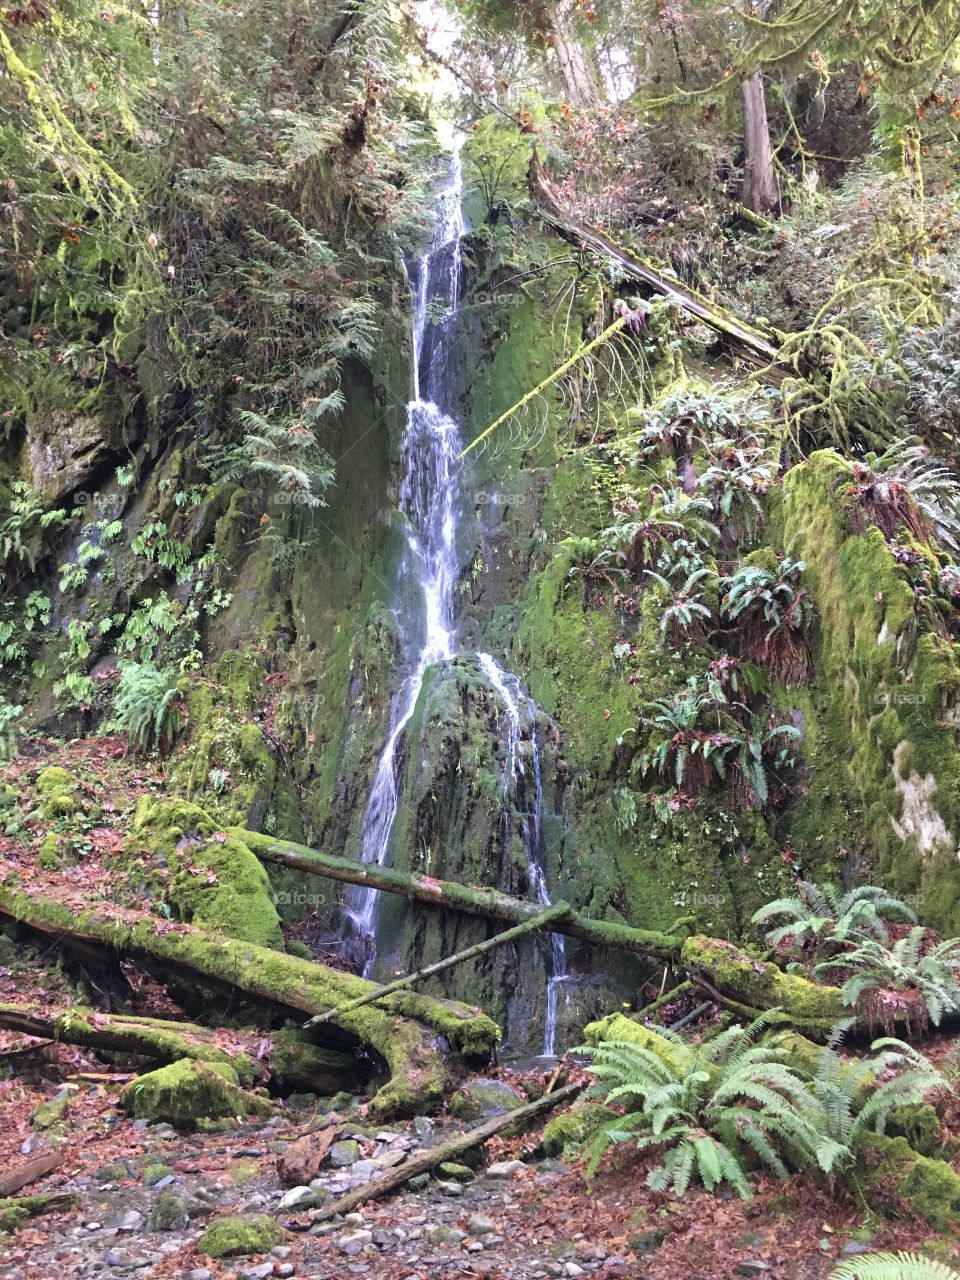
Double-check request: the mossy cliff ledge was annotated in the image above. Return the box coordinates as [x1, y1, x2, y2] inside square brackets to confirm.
[783, 449, 960, 931]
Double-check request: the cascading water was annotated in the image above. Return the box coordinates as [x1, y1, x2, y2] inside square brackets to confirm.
[477, 654, 571, 1057]
[343, 147, 572, 1053]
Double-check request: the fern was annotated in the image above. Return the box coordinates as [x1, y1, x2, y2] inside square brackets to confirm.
[109, 662, 185, 756]
[817, 928, 960, 1033]
[578, 1015, 827, 1198]
[752, 881, 917, 956]
[830, 1253, 960, 1280]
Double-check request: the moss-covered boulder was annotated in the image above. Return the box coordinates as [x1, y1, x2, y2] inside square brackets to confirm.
[132, 797, 283, 948]
[542, 1103, 613, 1156]
[860, 1133, 960, 1230]
[35, 766, 78, 819]
[449, 1077, 526, 1121]
[119, 1059, 273, 1128]
[31, 1089, 71, 1129]
[198, 1212, 284, 1258]
[147, 1190, 211, 1231]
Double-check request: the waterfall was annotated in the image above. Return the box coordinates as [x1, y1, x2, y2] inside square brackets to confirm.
[477, 654, 570, 1057]
[342, 146, 572, 1054]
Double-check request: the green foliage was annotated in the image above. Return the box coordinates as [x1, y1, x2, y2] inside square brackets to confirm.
[110, 663, 185, 756]
[817, 928, 960, 1033]
[0, 700, 22, 764]
[645, 566, 716, 644]
[579, 1016, 827, 1198]
[752, 881, 917, 954]
[830, 1253, 960, 1280]
[721, 553, 814, 685]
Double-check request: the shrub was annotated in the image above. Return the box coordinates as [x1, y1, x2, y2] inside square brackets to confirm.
[721, 553, 814, 685]
[831, 1253, 960, 1280]
[845, 436, 960, 552]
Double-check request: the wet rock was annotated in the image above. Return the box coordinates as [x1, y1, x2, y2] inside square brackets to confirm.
[413, 1116, 434, 1138]
[485, 1160, 527, 1178]
[435, 1180, 463, 1197]
[437, 1162, 474, 1183]
[449, 1079, 526, 1121]
[468, 1214, 498, 1237]
[628, 1230, 666, 1256]
[407, 1173, 430, 1192]
[339, 1229, 373, 1255]
[277, 1186, 321, 1211]
[329, 1139, 360, 1168]
[147, 1191, 209, 1232]
[237, 1265, 274, 1280]
[430, 1225, 466, 1246]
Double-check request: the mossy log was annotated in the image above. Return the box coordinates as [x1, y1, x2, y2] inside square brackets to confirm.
[237, 828, 681, 960]
[0, 1192, 77, 1234]
[0, 882, 499, 1119]
[527, 149, 785, 376]
[0, 1002, 353, 1094]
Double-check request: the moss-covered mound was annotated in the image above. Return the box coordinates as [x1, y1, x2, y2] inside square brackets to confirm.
[119, 1058, 274, 1127]
[132, 797, 283, 948]
[198, 1213, 284, 1258]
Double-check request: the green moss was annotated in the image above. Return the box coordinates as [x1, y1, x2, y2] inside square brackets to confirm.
[229, 1159, 260, 1186]
[783, 449, 960, 933]
[542, 1103, 613, 1156]
[0, 1193, 74, 1235]
[167, 652, 281, 829]
[679, 935, 846, 1033]
[31, 1090, 70, 1129]
[132, 797, 283, 948]
[861, 1133, 960, 1230]
[886, 1104, 943, 1158]
[198, 1213, 284, 1259]
[119, 1058, 273, 1128]
[35, 766, 78, 819]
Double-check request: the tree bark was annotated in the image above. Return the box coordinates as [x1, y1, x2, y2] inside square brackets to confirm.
[741, 70, 779, 216]
[548, 0, 602, 107]
[238, 828, 681, 960]
[0, 883, 499, 1119]
[311, 1081, 584, 1222]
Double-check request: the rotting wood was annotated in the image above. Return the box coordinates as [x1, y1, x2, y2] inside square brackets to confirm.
[0, 1152, 63, 1198]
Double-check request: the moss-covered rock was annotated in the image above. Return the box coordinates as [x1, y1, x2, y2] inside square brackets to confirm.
[35, 766, 78, 819]
[132, 797, 283, 948]
[119, 1059, 273, 1128]
[198, 1212, 284, 1258]
[449, 1077, 527, 1121]
[147, 1190, 210, 1231]
[542, 1103, 613, 1156]
[31, 1089, 70, 1129]
[860, 1133, 960, 1230]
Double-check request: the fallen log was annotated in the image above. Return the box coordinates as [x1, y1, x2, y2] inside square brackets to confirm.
[0, 880, 499, 1119]
[0, 1002, 353, 1094]
[236, 828, 680, 961]
[0, 1152, 63, 1198]
[311, 1081, 584, 1222]
[308, 902, 573, 1027]
[0, 1192, 77, 1233]
[527, 148, 785, 378]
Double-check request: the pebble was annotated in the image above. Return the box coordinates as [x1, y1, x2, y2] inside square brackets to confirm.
[237, 1265, 273, 1280]
[339, 1229, 373, 1255]
[468, 1214, 498, 1237]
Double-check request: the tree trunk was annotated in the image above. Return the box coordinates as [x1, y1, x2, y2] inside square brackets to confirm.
[238, 827, 681, 960]
[548, 0, 602, 107]
[0, 883, 499, 1119]
[741, 70, 779, 216]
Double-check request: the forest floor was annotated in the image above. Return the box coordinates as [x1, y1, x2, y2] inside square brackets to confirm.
[0, 739, 953, 1277]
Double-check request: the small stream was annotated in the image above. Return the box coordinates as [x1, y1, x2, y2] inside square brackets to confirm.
[342, 147, 572, 1053]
